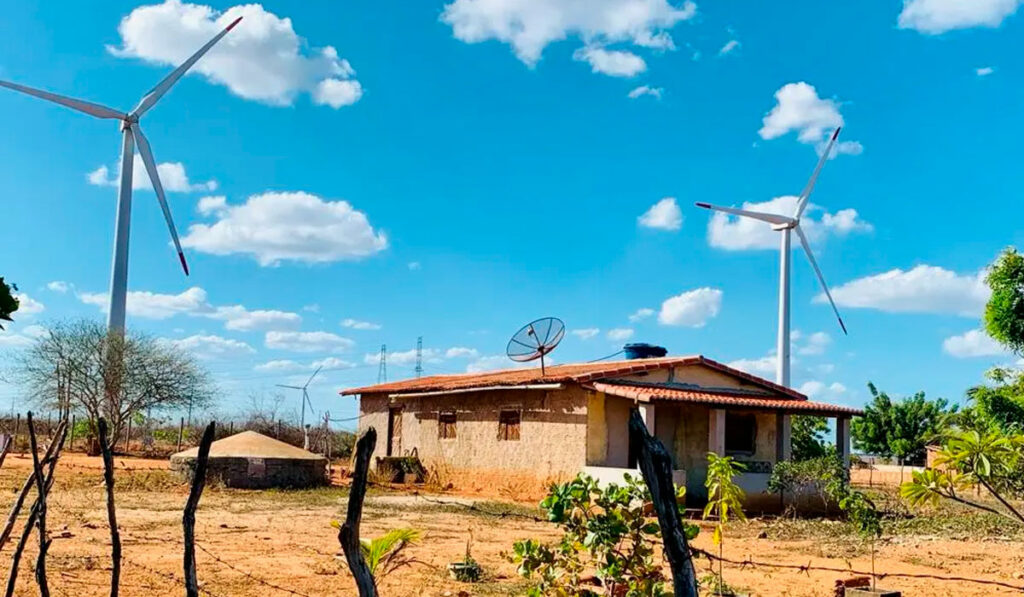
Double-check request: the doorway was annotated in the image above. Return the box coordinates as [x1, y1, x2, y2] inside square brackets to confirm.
[387, 406, 403, 457]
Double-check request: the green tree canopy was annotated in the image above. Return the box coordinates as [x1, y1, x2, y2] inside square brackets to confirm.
[965, 367, 1024, 433]
[791, 415, 830, 461]
[985, 247, 1024, 356]
[0, 277, 19, 330]
[851, 382, 957, 465]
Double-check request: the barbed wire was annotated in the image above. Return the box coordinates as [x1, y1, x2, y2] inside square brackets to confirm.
[195, 542, 319, 597]
[122, 554, 227, 597]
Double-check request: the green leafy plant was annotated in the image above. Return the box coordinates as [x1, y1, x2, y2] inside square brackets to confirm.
[360, 528, 422, 578]
[791, 415, 830, 461]
[449, 536, 484, 583]
[0, 278, 19, 330]
[984, 247, 1024, 356]
[767, 451, 847, 510]
[851, 382, 957, 465]
[509, 473, 695, 596]
[703, 453, 746, 596]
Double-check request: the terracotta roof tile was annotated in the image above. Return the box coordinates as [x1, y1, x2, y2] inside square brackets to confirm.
[589, 381, 863, 416]
[341, 355, 806, 400]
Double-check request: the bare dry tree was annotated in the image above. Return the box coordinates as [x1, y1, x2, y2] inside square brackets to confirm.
[98, 418, 122, 597]
[340, 427, 377, 596]
[184, 422, 215, 597]
[0, 421, 66, 550]
[15, 319, 213, 446]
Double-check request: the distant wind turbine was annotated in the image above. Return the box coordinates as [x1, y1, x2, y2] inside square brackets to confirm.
[0, 17, 242, 335]
[277, 366, 322, 450]
[696, 128, 847, 388]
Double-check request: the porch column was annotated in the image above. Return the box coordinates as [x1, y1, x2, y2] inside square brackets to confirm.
[836, 415, 851, 467]
[639, 403, 656, 436]
[775, 413, 792, 462]
[708, 408, 726, 456]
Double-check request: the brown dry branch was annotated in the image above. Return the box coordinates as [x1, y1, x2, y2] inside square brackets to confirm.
[183, 422, 215, 597]
[627, 409, 699, 597]
[339, 427, 377, 596]
[0, 436, 12, 470]
[0, 421, 66, 550]
[98, 418, 121, 597]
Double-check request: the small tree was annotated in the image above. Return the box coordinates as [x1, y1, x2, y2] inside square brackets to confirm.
[851, 382, 956, 465]
[984, 247, 1024, 356]
[791, 415, 829, 461]
[0, 278, 19, 330]
[965, 367, 1024, 432]
[703, 453, 746, 596]
[16, 319, 213, 445]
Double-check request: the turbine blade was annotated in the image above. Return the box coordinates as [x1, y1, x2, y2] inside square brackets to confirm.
[131, 123, 189, 276]
[795, 225, 847, 335]
[304, 365, 323, 389]
[132, 16, 242, 117]
[276, 385, 304, 390]
[695, 202, 795, 227]
[794, 127, 841, 219]
[0, 80, 124, 120]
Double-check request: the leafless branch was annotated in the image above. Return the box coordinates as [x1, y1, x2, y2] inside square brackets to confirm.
[183, 422, 215, 597]
[98, 418, 121, 597]
[339, 427, 377, 596]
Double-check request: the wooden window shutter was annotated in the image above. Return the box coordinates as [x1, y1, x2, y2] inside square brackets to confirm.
[438, 411, 457, 439]
[498, 410, 521, 441]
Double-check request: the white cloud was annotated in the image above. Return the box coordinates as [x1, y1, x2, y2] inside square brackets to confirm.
[446, 347, 480, 359]
[822, 265, 989, 317]
[718, 39, 740, 55]
[46, 281, 70, 293]
[728, 355, 777, 377]
[759, 82, 860, 154]
[573, 46, 646, 77]
[197, 195, 227, 215]
[0, 333, 34, 349]
[363, 347, 442, 366]
[341, 318, 381, 331]
[441, 0, 696, 70]
[943, 329, 1008, 358]
[627, 85, 663, 100]
[182, 191, 387, 266]
[977, 66, 995, 76]
[164, 334, 255, 358]
[571, 328, 600, 340]
[311, 356, 357, 370]
[211, 306, 301, 331]
[109, 1, 362, 108]
[638, 197, 682, 231]
[254, 359, 304, 373]
[629, 308, 655, 323]
[706, 196, 872, 251]
[796, 331, 831, 356]
[266, 331, 354, 353]
[407, 261, 422, 271]
[465, 355, 535, 373]
[898, 0, 1023, 34]
[658, 287, 722, 327]
[798, 380, 847, 401]
[13, 294, 45, 316]
[607, 327, 635, 341]
[86, 156, 217, 193]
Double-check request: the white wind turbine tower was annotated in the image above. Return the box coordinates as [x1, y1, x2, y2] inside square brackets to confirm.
[277, 366, 322, 450]
[696, 128, 847, 388]
[0, 17, 242, 335]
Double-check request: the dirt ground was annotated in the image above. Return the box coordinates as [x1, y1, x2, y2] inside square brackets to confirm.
[0, 452, 1021, 596]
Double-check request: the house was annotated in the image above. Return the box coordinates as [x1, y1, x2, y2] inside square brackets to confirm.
[342, 355, 862, 508]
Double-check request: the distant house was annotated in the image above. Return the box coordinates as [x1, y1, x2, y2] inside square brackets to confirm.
[342, 355, 862, 508]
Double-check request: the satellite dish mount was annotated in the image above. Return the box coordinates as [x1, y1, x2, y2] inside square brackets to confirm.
[507, 317, 565, 376]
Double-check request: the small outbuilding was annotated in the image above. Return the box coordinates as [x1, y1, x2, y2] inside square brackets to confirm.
[170, 430, 328, 489]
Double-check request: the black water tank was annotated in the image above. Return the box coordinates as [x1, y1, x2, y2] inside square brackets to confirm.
[623, 343, 667, 359]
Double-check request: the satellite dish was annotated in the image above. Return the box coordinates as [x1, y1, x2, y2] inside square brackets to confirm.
[507, 317, 565, 376]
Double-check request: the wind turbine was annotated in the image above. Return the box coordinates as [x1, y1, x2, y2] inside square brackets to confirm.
[696, 128, 847, 388]
[0, 17, 242, 335]
[277, 366, 322, 450]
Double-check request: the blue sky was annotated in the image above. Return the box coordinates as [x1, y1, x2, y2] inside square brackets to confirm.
[2, 0, 1024, 427]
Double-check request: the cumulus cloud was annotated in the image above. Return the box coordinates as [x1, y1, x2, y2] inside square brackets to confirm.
[465, 355, 536, 373]
[629, 308, 655, 323]
[607, 328, 635, 341]
[796, 331, 831, 356]
[658, 287, 722, 327]
[573, 46, 646, 77]
[638, 197, 682, 231]
[341, 318, 382, 331]
[363, 347, 442, 367]
[943, 329, 1008, 358]
[211, 306, 301, 331]
[898, 0, 1023, 34]
[46, 281, 70, 293]
[627, 85, 663, 99]
[163, 334, 255, 359]
[87, 156, 217, 193]
[977, 66, 995, 76]
[265, 331, 355, 353]
[706, 196, 872, 251]
[571, 328, 600, 340]
[821, 265, 989, 317]
[727, 355, 777, 377]
[718, 39, 740, 55]
[182, 191, 387, 266]
[13, 294, 45, 316]
[446, 347, 480, 359]
[759, 82, 861, 155]
[255, 356, 355, 372]
[109, 1, 362, 108]
[798, 380, 848, 401]
[441, 0, 696, 75]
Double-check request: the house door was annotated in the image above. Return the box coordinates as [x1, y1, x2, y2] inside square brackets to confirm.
[387, 407, 403, 457]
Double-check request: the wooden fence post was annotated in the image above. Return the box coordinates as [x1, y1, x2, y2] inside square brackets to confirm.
[177, 418, 185, 452]
[0, 421, 67, 550]
[183, 422, 216, 597]
[98, 419, 122, 597]
[339, 427, 377, 596]
[27, 413, 50, 597]
[69, 415, 76, 451]
[12, 415, 20, 454]
[124, 418, 132, 454]
[627, 409, 699, 597]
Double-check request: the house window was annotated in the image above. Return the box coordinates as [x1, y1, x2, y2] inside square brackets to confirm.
[725, 413, 756, 455]
[438, 411, 457, 440]
[498, 410, 521, 441]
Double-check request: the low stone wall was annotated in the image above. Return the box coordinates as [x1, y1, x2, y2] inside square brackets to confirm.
[170, 456, 328, 489]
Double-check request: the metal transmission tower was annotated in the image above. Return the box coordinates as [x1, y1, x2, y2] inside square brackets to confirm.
[377, 344, 387, 384]
[415, 336, 423, 378]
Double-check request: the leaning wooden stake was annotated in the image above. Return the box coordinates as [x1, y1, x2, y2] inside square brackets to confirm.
[627, 409, 699, 597]
[183, 422, 215, 597]
[339, 427, 377, 597]
[98, 418, 122, 597]
[0, 436, 11, 470]
[27, 413, 51, 597]
[0, 421, 67, 550]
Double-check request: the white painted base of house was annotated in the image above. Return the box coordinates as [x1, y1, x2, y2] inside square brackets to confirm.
[583, 466, 686, 488]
